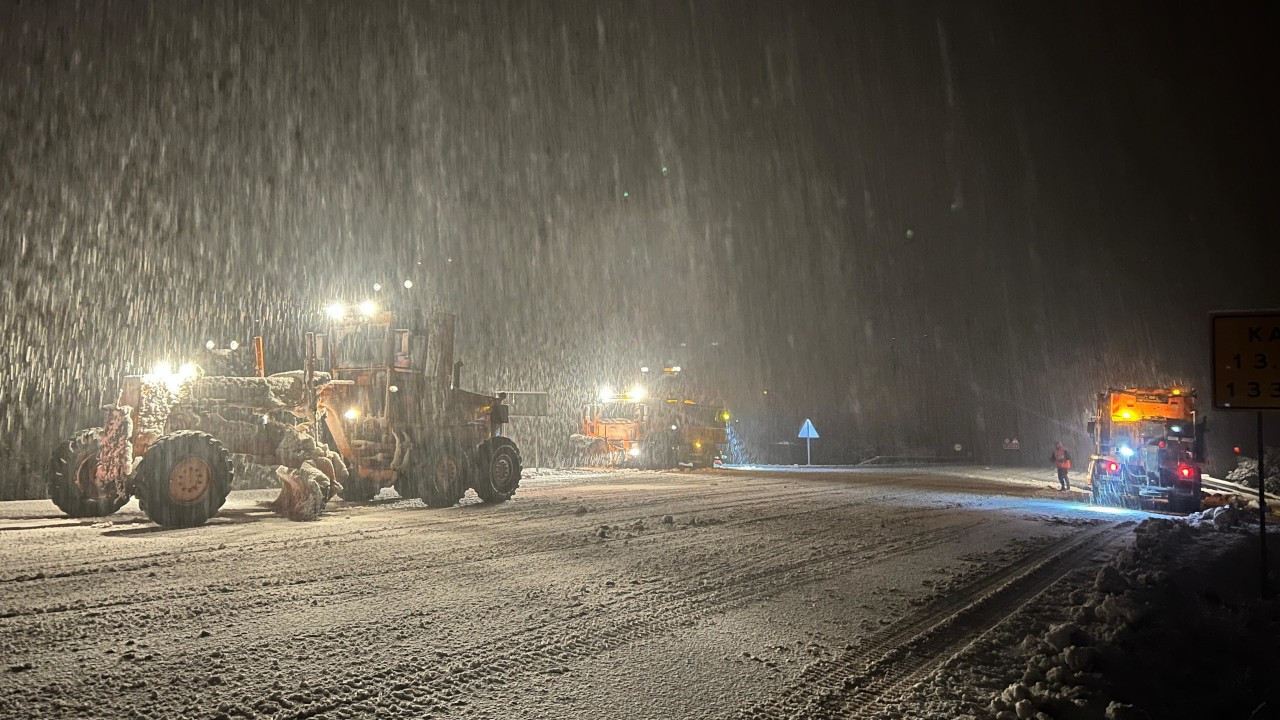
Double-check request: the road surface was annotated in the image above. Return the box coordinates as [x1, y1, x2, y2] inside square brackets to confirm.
[0, 466, 1145, 719]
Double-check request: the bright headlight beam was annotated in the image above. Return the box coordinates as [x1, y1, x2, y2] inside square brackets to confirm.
[326, 303, 346, 319]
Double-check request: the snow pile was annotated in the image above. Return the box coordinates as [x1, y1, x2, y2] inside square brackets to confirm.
[1227, 451, 1280, 496]
[983, 518, 1280, 720]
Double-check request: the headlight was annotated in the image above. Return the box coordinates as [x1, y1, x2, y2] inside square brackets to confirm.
[628, 385, 646, 401]
[344, 407, 360, 420]
[359, 300, 377, 316]
[326, 303, 346, 320]
[205, 340, 216, 350]
[599, 385, 615, 403]
[628, 447, 641, 457]
[1119, 445, 1134, 458]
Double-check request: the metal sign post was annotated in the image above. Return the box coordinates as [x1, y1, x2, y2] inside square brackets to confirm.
[798, 419, 819, 466]
[1211, 311, 1280, 597]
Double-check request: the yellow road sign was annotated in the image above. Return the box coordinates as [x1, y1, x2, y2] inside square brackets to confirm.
[1211, 311, 1280, 410]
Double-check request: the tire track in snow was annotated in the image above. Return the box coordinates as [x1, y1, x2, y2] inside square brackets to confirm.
[243, 517, 989, 719]
[732, 522, 1128, 719]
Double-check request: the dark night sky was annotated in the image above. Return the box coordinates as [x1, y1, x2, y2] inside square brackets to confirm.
[0, 0, 1276, 493]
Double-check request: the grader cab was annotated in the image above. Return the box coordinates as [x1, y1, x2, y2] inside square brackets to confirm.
[312, 305, 521, 507]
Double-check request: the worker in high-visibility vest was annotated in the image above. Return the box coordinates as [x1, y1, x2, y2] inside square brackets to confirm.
[1050, 441, 1072, 491]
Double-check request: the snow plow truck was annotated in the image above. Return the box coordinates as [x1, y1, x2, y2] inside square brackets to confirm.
[48, 306, 520, 528]
[573, 366, 729, 469]
[1085, 387, 1203, 513]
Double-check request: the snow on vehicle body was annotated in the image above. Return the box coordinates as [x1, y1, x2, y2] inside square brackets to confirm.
[47, 305, 521, 527]
[1086, 387, 1203, 513]
[576, 366, 729, 469]
[49, 365, 347, 528]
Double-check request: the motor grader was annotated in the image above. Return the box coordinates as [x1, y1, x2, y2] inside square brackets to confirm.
[47, 307, 521, 528]
[48, 360, 346, 528]
[313, 305, 522, 507]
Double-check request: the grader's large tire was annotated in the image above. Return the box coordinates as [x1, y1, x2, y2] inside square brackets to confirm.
[48, 428, 131, 518]
[134, 431, 233, 528]
[417, 439, 468, 508]
[472, 437, 523, 504]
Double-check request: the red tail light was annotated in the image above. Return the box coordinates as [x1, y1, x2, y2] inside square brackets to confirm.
[1107, 462, 1119, 473]
[1178, 464, 1194, 479]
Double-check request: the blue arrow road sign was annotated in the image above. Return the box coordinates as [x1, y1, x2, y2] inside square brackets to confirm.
[798, 419, 818, 465]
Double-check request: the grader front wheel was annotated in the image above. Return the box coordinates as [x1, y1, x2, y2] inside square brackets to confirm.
[472, 438, 523, 504]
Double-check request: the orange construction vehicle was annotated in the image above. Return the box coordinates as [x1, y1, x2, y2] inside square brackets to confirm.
[575, 367, 729, 469]
[1085, 387, 1203, 513]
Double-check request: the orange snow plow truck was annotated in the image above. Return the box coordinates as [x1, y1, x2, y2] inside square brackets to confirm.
[1085, 387, 1203, 513]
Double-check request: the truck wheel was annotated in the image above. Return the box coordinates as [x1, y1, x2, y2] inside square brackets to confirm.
[48, 428, 131, 517]
[418, 439, 467, 508]
[473, 438, 522, 504]
[134, 431, 233, 528]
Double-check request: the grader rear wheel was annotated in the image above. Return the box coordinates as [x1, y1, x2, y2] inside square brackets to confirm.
[48, 428, 131, 518]
[417, 439, 468, 508]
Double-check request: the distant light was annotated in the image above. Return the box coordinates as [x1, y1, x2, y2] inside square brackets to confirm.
[628, 447, 641, 457]
[672, 366, 682, 372]
[722, 412, 731, 421]
[178, 363, 196, 379]
[344, 407, 360, 420]
[228, 340, 239, 351]
[599, 385, 615, 403]
[694, 441, 702, 449]
[373, 282, 382, 292]
[1234, 446, 1241, 455]
[661, 166, 668, 174]
[623, 191, 630, 198]
[628, 385, 646, 401]
[1171, 388, 1181, 395]
[389, 385, 399, 393]
[403, 280, 413, 289]
[905, 228, 914, 239]
[1119, 446, 1134, 458]
[640, 366, 650, 373]
[326, 303, 346, 319]
[1170, 425, 1182, 433]
[205, 340, 216, 350]
[359, 300, 378, 317]
[670, 425, 678, 431]
[260, 415, 270, 425]
[763, 389, 768, 395]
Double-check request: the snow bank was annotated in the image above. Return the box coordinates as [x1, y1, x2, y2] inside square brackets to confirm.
[981, 517, 1279, 720]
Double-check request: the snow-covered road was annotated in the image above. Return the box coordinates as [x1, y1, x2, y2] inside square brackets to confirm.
[0, 467, 1165, 718]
